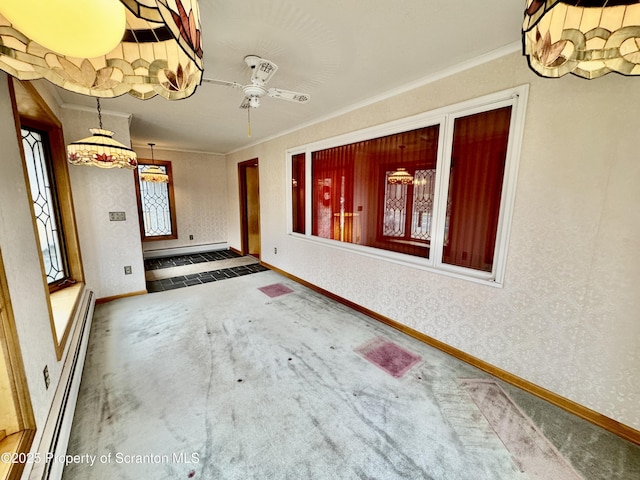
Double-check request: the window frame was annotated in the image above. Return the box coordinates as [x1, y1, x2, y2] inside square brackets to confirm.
[287, 85, 528, 286]
[133, 158, 178, 241]
[20, 125, 71, 290]
[10, 78, 85, 359]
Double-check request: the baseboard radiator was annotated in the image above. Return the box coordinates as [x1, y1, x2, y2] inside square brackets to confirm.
[28, 288, 95, 480]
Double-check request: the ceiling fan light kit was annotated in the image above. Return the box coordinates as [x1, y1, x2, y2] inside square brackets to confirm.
[202, 54, 310, 109]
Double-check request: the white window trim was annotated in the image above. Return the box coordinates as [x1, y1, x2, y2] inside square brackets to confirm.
[286, 85, 529, 287]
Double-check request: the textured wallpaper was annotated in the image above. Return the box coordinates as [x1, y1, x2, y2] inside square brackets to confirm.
[0, 75, 67, 460]
[134, 146, 228, 254]
[62, 107, 146, 299]
[228, 52, 640, 431]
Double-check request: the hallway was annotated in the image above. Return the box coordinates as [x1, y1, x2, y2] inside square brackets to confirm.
[63, 271, 640, 479]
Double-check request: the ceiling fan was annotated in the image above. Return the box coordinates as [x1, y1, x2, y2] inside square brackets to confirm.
[202, 55, 310, 109]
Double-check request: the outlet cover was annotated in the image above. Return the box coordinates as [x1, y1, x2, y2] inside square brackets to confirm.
[43, 365, 50, 389]
[109, 211, 126, 221]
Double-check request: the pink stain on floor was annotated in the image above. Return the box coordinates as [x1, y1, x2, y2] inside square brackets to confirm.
[461, 379, 584, 480]
[355, 337, 421, 378]
[258, 283, 294, 298]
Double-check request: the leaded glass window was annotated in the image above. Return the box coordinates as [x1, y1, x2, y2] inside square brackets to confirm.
[21, 127, 68, 284]
[134, 160, 177, 240]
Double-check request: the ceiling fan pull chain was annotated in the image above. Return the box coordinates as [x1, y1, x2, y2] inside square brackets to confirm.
[247, 107, 251, 138]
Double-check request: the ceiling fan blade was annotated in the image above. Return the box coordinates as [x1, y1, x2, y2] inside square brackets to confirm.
[239, 97, 251, 109]
[251, 58, 278, 85]
[201, 78, 243, 89]
[268, 88, 310, 104]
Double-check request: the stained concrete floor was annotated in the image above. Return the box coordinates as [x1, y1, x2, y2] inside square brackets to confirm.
[62, 270, 640, 479]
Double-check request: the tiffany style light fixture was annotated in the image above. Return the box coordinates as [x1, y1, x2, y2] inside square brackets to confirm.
[523, 0, 640, 78]
[0, 0, 203, 99]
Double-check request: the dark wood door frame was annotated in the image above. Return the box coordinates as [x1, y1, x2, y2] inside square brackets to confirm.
[238, 158, 259, 257]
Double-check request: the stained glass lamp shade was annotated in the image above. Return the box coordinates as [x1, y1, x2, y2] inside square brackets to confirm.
[388, 146, 414, 184]
[140, 143, 168, 183]
[0, 0, 203, 99]
[388, 168, 414, 185]
[523, 0, 640, 78]
[67, 99, 138, 169]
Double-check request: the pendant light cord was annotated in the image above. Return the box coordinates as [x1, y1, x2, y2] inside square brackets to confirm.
[149, 143, 156, 165]
[96, 98, 103, 129]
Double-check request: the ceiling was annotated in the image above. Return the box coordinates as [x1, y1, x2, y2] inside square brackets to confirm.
[50, 0, 525, 155]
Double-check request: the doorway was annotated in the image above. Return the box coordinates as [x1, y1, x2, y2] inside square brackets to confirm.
[238, 159, 261, 258]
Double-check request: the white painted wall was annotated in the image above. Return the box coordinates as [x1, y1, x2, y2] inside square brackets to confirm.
[134, 146, 228, 254]
[60, 106, 146, 299]
[226, 52, 640, 431]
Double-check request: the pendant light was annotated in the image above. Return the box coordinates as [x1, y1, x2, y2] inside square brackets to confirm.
[388, 168, 414, 185]
[0, 0, 203, 100]
[523, 0, 640, 78]
[140, 143, 169, 183]
[67, 98, 137, 169]
[388, 145, 414, 185]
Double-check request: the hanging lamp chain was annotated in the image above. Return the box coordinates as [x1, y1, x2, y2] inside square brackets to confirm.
[96, 98, 103, 129]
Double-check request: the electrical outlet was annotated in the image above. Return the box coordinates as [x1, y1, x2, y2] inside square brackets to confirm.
[109, 211, 126, 221]
[189, 235, 194, 240]
[43, 365, 50, 390]
[274, 247, 278, 254]
[124, 265, 132, 275]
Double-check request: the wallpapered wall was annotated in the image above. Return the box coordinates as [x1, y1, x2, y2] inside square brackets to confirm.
[134, 146, 228, 254]
[0, 74, 67, 464]
[226, 52, 640, 431]
[61, 106, 146, 299]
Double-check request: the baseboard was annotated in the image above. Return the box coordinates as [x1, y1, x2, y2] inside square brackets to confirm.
[27, 288, 95, 480]
[96, 290, 147, 304]
[262, 261, 640, 446]
[142, 242, 229, 259]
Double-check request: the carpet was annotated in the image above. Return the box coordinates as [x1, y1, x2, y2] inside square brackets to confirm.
[461, 379, 584, 480]
[355, 336, 422, 378]
[258, 282, 294, 298]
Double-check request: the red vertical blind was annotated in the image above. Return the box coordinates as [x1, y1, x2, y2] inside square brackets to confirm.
[442, 106, 512, 271]
[291, 153, 306, 234]
[310, 126, 439, 257]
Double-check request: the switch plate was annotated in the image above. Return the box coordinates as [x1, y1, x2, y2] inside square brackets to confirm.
[189, 235, 194, 240]
[109, 211, 126, 221]
[124, 266, 132, 275]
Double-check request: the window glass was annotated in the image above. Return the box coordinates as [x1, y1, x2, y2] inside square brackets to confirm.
[291, 153, 306, 234]
[134, 160, 178, 240]
[289, 87, 526, 283]
[21, 127, 68, 284]
[442, 106, 512, 272]
[310, 126, 439, 258]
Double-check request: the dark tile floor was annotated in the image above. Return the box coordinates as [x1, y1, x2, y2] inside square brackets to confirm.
[144, 249, 241, 271]
[145, 250, 269, 293]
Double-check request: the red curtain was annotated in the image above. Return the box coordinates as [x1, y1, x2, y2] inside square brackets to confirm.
[311, 126, 439, 258]
[291, 153, 305, 234]
[442, 106, 512, 271]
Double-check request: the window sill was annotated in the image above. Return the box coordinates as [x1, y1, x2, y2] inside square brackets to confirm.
[50, 282, 84, 345]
